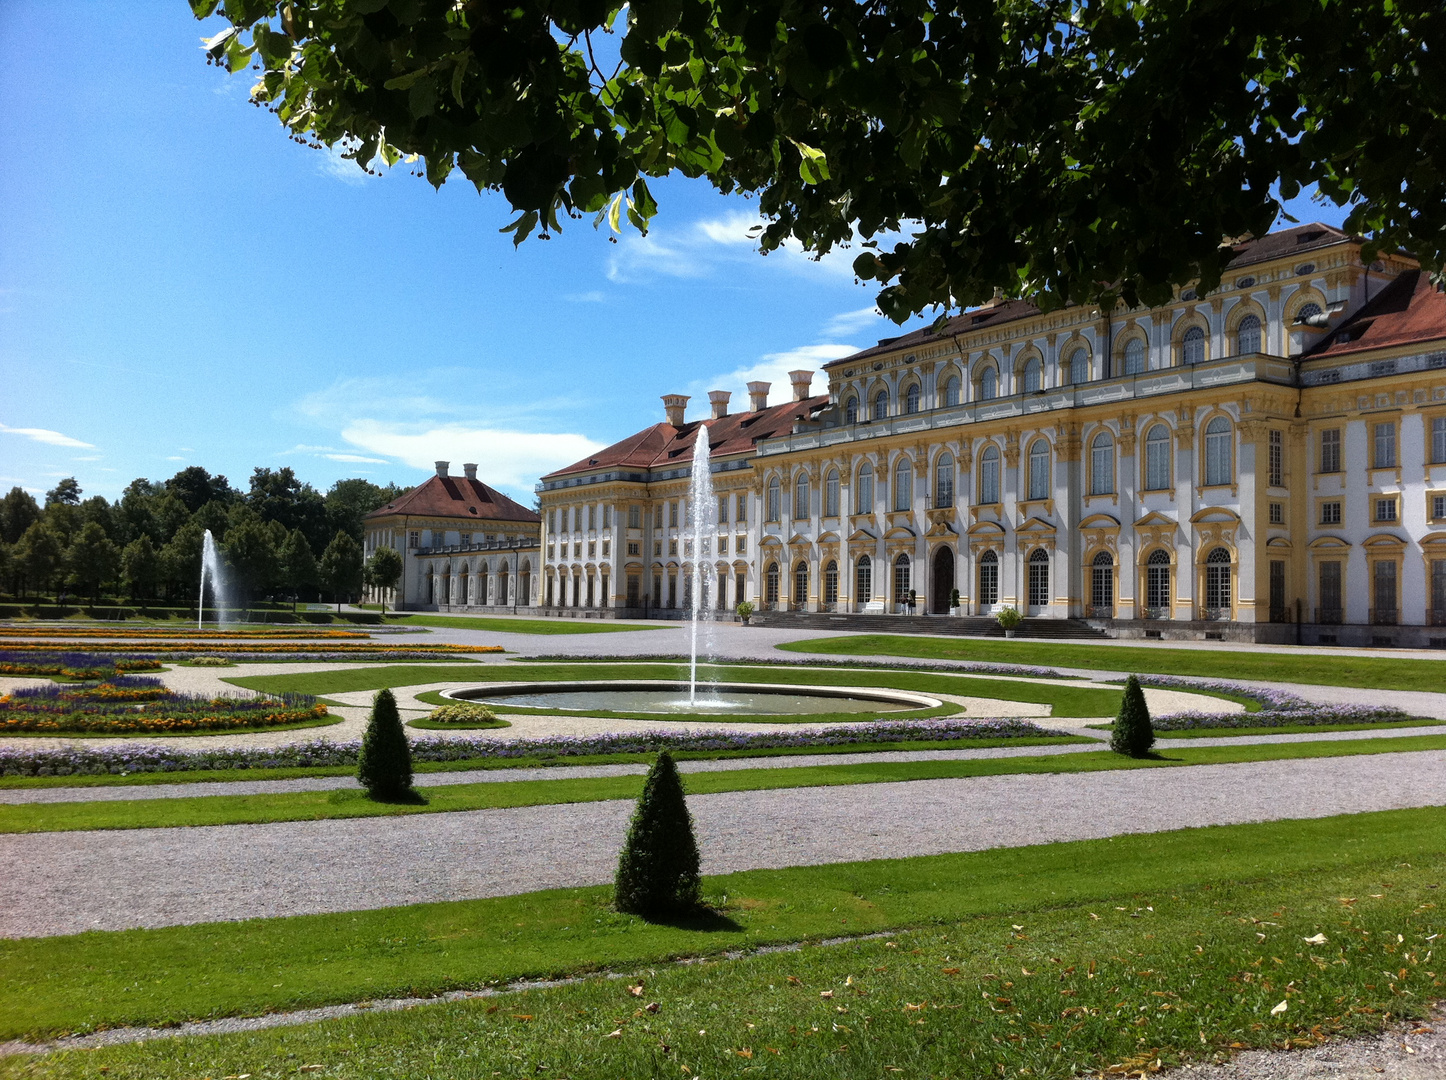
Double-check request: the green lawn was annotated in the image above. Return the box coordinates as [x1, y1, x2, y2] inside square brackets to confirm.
[2, 808, 1443, 1070]
[228, 661, 1127, 717]
[378, 613, 667, 635]
[779, 634, 1446, 691]
[10, 732, 1446, 833]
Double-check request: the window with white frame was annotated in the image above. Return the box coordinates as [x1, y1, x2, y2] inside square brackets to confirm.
[628, 505, 641, 529]
[1028, 548, 1050, 607]
[979, 366, 998, 400]
[766, 477, 780, 522]
[717, 496, 728, 525]
[1434, 417, 1446, 464]
[1375, 497, 1398, 522]
[872, 390, 888, 420]
[1374, 421, 1397, 469]
[1023, 357, 1043, 392]
[844, 397, 858, 424]
[978, 550, 999, 606]
[1269, 429, 1283, 487]
[1182, 325, 1205, 365]
[1067, 347, 1088, 384]
[943, 376, 961, 406]
[935, 453, 955, 508]
[904, 384, 921, 414]
[825, 469, 840, 516]
[1319, 428, 1341, 473]
[1144, 424, 1171, 490]
[1090, 432, 1114, 495]
[855, 463, 874, 513]
[1204, 547, 1232, 610]
[1434, 494, 1446, 521]
[1204, 417, 1233, 485]
[1146, 548, 1171, 610]
[855, 554, 872, 603]
[1123, 337, 1145, 375]
[794, 473, 810, 519]
[980, 444, 1001, 504]
[1028, 439, 1049, 500]
[1236, 313, 1262, 354]
[735, 493, 746, 524]
[893, 457, 913, 511]
[1321, 501, 1342, 524]
[1269, 502, 1283, 524]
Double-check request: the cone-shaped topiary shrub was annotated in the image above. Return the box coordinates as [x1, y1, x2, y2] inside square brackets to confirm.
[1110, 674, 1155, 758]
[357, 687, 413, 796]
[615, 751, 702, 917]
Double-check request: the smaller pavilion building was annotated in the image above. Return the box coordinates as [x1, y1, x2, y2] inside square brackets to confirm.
[362, 461, 542, 612]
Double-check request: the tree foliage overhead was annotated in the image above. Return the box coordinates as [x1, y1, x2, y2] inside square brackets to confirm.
[194, 0, 1446, 318]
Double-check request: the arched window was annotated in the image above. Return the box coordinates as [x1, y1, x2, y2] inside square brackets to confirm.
[1204, 416, 1233, 485]
[855, 554, 872, 606]
[1023, 357, 1043, 393]
[893, 553, 911, 609]
[766, 476, 781, 521]
[872, 390, 889, 420]
[844, 397, 858, 424]
[943, 375, 961, 407]
[1182, 325, 1206, 365]
[793, 560, 809, 607]
[1068, 347, 1088, 384]
[1090, 550, 1114, 613]
[1146, 548, 1171, 613]
[904, 383, 921, 414]
[978, 549, 999, 606]
[1295, 302, 1323, 325]
[764, 561, 780, 607]
[1028, 547, 1050, 608]
[855, 463, 874, 513]
[823, 560, 839, 608]
[1090, 432, 1114, 495]
[935, 452, 955, 509]
[980, 444, 1001, 504]
[1124, 337, 1145, 375]
[794, 473, 810, 519]
[979, 366, 998, 400]
[1204, 547, 1232, 613]
[824, 469, 840, 517]
[1236, 313, 1261, 354]
[893, 457, 913, 511]
[1028, 439, 1050, 501]
[1144, 424, 1171, 490]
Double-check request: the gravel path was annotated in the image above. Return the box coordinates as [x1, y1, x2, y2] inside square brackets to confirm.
[5, 749, 1445, 938]
[6, 721, 1446, 804]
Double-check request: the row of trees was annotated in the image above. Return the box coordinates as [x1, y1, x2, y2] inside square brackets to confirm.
[0, 467, 407, 608]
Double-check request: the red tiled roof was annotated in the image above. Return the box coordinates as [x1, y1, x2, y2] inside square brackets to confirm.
[364, 474, 540, 523]
[543, 395, 832, 480]
[822, 223, 1360, 371]
[1304, 269, 1446, 359]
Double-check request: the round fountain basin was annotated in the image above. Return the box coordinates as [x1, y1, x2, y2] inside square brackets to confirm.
[443, 681, 939, 716]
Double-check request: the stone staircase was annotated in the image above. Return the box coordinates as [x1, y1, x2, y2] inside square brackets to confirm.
[747, 611, 1108, 639]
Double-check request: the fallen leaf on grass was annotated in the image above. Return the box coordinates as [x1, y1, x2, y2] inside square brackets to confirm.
[645, 1002, 660, 1013]
[1271, 1001, 1289, 1016]
[734, 1048, 753, 1059]
[628, 984, 645, 997]
[1304, 933, 1328, 945]
[606, 1029, 622, 1039]
[512, 1015, 533, 1022]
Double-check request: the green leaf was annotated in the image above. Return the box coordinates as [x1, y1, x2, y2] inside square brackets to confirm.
[500, 210, 540, 247]
[450, 54, 470, 106]
[788, 138, 830, 185]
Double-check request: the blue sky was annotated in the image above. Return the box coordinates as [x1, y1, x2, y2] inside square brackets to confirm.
[0, 3, 1349, 506]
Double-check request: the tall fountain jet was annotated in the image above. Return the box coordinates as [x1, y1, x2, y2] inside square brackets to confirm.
[198, 529, 228, 628]
[687, 423, 718, 702]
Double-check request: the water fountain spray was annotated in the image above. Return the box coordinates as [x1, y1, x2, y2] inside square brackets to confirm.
[198, 529, 229, 628]
[687, 424, 717, 702]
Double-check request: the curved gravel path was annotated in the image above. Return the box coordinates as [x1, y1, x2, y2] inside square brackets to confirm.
[5, 749, 1445, 938]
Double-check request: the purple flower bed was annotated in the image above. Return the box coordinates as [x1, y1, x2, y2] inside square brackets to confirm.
[0, 717, 1055, 777]
[0, 651, 164, 677]
[1134, 675, 1417, 729]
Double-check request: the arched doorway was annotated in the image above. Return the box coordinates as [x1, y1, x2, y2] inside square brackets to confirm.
[930, 546, 955, 613]
[1027, 548, 1050, 614]
[893, 553, 912, 613]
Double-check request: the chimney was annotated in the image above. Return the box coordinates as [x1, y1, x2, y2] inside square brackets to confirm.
[462, 463, 478, 480]
[708, 390, 731, 419]
[662, 394, 690, 427]
[788, 369, 814, 402]
[747, 381, 771, 411]
[434, 461, 450, 478]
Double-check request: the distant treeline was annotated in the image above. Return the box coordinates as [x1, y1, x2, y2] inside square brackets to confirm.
[0, 466, 406, 607]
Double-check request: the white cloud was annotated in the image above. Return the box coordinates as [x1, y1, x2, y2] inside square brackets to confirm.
[823, 305, 886, 337]
[566, 290, 606, 303]
[606, 211, 856, 285]
[165, 455, 185, 461]
[0, 422, 94, 448]
[686, 343, 858, 414]
[72, 454, 103, 462]
[317, 146, 375, 186]
[324, 452, 391, 464]
[340, 420, 604, 493]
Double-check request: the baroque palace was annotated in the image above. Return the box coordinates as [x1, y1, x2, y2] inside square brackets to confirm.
[366, 223, 1446, 647]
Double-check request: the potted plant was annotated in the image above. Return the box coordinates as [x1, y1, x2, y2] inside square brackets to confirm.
[949, 587, 961, 616]
[736, 600, 755, 626]
[996, 605, 1022, 638]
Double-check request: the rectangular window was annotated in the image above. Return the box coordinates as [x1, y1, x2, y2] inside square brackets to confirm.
[1318, 560, 1342, 619]
[736, 494, 747, 524]
[1374, 422, 1397, 469]
[1374, 560, 1398, 621]
[736, 535, 747, 554]
[603, 506, 612, 529]
[583, 506, 592, 531]
[668, 539, 678, 555]
[1269, 560, 1286, 620]
[1319, 428, 1341, 473]
[1269, 502, 1283, 524]
[1434, 495, 1446, 521]
[1434, 417, 1446, 464]
[718, 495, 729, 524]
[626, 542, 639, 556]
[717, 536, 728, 555]
[653, 541, 661, 557]
[1375, 498, 1398, 523]
[1321, 501, 1342, 525]
[669, 501, 678, 527]
[1269, 429, 1282, 487]
[628, 505, 641, 529]
[1433, 559, 1446, 621]
[408, 531, 420, 549]
[601, 540, 609, 557]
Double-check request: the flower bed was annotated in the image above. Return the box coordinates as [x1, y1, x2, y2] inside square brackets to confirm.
[0, 627, 370, 639]
[0, 678, 327, 735]
[0, 717, 1056, 776]
[0, 642, 500, 656]
[1138, 675, 1417, 729]
[0, 651, 164, 680]
[530, 654, 1067, 680]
